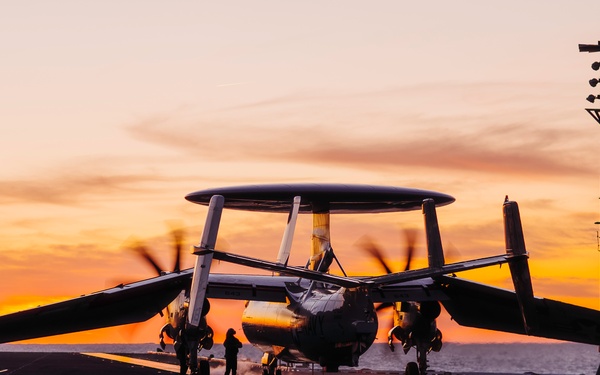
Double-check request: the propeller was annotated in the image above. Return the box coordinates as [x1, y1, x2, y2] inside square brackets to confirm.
[131, 242, 165, 276]
[362, 238, 394, 274]
[102, 226, 189, 343]
[402, 228, 417, 272]
[361, 227, 446, 372]
[169, 224, 184, 273]
[360, 229, 419, 325]
[123, 225, 188, 338]
[129, 224, 186, 276]
[361, 228, 417, 275]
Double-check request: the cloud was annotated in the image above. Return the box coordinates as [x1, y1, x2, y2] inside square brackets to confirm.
[0, 160, 170, 206]
[532, 276, 599, 300]
[124, 84, 597, 179]
[278, 128, 594, 178]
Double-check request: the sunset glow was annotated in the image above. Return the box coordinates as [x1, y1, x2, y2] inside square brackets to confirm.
[1, 1, 599, 347]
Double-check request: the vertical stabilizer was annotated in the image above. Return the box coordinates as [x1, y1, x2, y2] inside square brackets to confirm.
[423, 198, 445, 268]
[503, 197, 538, 334]
[188, 195, 224, 327]
[276, 196, 301, 266]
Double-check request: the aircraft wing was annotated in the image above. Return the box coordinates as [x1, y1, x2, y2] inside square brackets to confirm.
[370, 278, 448, 303]
[438, 276, 600, 345]
[0, 270, 293, 344]
[0, 270, 191, 344]
[206, 274, 295, 302]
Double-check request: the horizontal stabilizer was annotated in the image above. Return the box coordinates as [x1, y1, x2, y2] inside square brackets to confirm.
[365, 254, 509, 287]
[195, 248, 363, 288]
[197, 248, 510, 289]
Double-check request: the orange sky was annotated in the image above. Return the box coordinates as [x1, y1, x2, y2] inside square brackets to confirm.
[1, 1, 599, 347]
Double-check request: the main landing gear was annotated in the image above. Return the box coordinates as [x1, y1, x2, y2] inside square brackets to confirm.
[261, 353, 282, 375]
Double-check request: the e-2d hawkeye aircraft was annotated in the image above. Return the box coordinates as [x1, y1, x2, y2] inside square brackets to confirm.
[0, 184, 598, 375]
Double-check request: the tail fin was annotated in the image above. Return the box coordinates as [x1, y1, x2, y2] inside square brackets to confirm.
[423, 198, 445, 268]
[276, 196, 301, 266]
[189, 194, 224, 327]
[503, 197, 538, 334]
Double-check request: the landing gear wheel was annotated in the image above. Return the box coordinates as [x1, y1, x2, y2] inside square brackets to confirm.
[261, 353, 277, 375]
[416, 348, 428, 375]
[405, 362, 419, 375]
[199, 359, 210, 375]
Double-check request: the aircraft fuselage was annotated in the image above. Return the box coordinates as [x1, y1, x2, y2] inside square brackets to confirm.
[241, 285, 378, 370]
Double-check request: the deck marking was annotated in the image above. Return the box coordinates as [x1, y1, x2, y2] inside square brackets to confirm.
[83, 353, 179, 373]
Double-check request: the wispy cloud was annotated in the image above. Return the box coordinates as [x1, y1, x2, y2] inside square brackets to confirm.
[0, 161, 170, 206]
[125, 83, 596, 179]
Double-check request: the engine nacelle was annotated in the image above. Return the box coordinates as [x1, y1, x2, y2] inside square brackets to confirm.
[419, 301, 441, 321]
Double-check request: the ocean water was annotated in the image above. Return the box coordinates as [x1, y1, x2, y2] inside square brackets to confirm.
[1, 343, 598, 374]
[356, 343, 599, 375]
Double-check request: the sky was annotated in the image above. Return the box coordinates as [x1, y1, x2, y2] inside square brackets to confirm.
[1, 1, 599, 347]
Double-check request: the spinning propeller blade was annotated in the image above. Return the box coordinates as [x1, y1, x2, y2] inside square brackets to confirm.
[361, 229, 417, 321]
[126, 226, 188, 326]
[362, 238, 394, 274]
[132, 243, 165, 276]
[361, 228, 418, 275]
[403, 228, 417, 272]
[129, 225, 187, 275]
[169, 225, 184, 273]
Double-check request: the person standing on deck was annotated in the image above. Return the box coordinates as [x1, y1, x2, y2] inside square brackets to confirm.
[223, 328, 242, 375]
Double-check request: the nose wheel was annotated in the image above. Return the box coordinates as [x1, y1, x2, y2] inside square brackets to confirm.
[404, 348, 428, 375]
[261, 353, 281, 375]
[404, 362, 419, 375]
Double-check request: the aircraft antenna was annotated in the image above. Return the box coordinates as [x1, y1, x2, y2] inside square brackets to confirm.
[594, 221, 600, 252]
[596, 197, 599, 252]
[594, 197, 600, 252]
[578, 41, 600, 126]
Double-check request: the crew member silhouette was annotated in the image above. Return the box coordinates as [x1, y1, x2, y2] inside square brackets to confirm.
[159, 308, 206, 375]
[159, 312, 190, 375]
[223, 328, 242, 375]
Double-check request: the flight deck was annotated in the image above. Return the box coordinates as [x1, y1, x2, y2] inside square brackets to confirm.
[0, 351, 589, 375]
